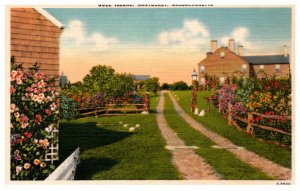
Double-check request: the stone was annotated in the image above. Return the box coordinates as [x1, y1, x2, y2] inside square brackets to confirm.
[198, 109, 205, 117]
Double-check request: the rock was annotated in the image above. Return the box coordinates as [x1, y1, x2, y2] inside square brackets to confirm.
[198, 109, 205, 117]
[135, 124, 140, 128]
[129, 127, 135, 132]
[118, 121, 123, 124]
[194, 108, 199, 115]
[123, 124, 128, 127]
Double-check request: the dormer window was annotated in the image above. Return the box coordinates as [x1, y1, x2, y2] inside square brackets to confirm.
[260, 65, 264, 69]
[220, 51, 225, 58]
[275, 64, 280, 71]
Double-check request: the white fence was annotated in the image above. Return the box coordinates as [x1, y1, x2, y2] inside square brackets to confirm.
[45, 147, 80, 181]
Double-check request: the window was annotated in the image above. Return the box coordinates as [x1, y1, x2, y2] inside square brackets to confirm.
[200, 65, 205, 73]
[275, 64, 280, 71]
[259, 65, 264, 69]
[242, 64, 247, 72]
[220, 77, 225, 84]
[220, 51, 225, 58]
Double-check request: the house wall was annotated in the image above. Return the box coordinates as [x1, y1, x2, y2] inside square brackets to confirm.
[251, 64, 290, 78]
[197, 47, 249, 83]
[11, 8, 62, 79]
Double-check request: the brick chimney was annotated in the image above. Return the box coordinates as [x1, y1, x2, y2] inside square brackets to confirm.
[211, 40, 218, 52]
[283, 45, 288, 57]
[238, 45, 244, 56]
[228, 39, 235, 52]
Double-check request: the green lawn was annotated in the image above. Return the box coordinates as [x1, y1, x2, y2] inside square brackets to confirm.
[163, 93, 272, 180]
[59, 95, 181, 180]
[173, 90, 291, 168]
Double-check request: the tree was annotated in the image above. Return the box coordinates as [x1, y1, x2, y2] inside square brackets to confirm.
[170, 81, 189, 90]
[145, 77, 160, 95]
[161, 83, 170, 90]
[82, 65, 135, 100]
[82, 65, 115, 96]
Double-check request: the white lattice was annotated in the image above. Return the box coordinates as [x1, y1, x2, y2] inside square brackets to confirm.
[45, 123, 59, 164]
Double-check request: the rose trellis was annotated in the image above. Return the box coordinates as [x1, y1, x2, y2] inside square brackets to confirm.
[10, 58, 59, 180]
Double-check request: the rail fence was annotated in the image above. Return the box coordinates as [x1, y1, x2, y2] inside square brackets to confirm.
[78, 103, 145, 117]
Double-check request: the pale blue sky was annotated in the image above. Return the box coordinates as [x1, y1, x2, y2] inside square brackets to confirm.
[46, 7, 292, 83]
[47, 8, 291, 52]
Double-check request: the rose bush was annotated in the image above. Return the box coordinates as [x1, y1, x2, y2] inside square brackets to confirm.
[11, 59, 59, 180]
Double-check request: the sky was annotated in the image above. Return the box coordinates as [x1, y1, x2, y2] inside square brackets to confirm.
[46, 7, 292, 84]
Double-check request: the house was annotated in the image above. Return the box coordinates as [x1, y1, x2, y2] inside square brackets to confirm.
[11, 8, 64, 81]
[197, 39, 290, 84]
[133, 75, 150, 90]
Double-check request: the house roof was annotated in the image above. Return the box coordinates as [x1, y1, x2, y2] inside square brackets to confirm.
[34, 7, 64, 29]
[242, 55, 289, 65]
[134, 75, 150, 81]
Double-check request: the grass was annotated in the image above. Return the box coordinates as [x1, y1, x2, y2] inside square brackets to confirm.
[163, 93, 272, 180]
[59, 95, 181, 180]
[172, 90, 291, 168]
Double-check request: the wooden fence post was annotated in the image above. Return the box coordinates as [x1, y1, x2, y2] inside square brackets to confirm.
[228, 103, 232, 125]
[94, 109, 98, 118]
[246, 112, 254, 134]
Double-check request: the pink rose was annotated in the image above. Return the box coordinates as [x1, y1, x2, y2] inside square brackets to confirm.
[16, 77, 22, 85]
[21, 123, 28, 129]
[33, 159, 40, 165]
[24, 163, 31, 170]
[16, 166, 22, 175]
[40, 162, 47, 168]
[10, 104, 16, 113]
[39, 139, 49, 149]
[10, 85, 15, 94]
[14, 112, 20, 118]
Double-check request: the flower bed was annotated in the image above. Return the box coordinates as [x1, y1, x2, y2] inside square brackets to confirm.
[11, 59, 59, 180]
[210, 77, 291, 145]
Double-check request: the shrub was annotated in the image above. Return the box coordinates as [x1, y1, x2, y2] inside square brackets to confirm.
[170, 81, 189, 90]
[10, 60, 59, 180]
[59, 95, 79, 120]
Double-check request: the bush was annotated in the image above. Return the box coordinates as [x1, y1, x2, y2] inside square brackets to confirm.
[10, 60, 59, 180]
[161, 83, 170, 90]
[59, 95, 79, 120]
[170, 81, 189, 90]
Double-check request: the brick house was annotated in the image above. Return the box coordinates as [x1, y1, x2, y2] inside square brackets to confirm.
[197, 39, 290, 84]
[11, 8, 64, 81]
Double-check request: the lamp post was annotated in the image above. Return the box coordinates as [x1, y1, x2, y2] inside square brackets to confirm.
[191, 69, 198, 113]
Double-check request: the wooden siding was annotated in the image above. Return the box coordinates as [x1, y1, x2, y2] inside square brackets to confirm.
[198, 47, 249, 80]
[10, 8, 62, 80]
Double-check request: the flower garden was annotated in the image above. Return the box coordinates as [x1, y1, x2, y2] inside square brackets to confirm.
[209, 77, 291, 146]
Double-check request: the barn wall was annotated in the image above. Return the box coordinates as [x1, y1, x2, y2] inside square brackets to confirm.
[10, 8, 62, 79]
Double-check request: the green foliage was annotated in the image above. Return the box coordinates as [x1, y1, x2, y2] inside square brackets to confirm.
[59, 95, 79, 120]
[170, 81, 189, 90]
[161, 83, 171, 90]
[145, 77, 160, 95]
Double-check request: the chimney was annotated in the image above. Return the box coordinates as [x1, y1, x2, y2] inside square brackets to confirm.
[238, 45, 244, 56]
[283, 45, 288, 57]
[211, 40, 218, 52]
[228, 39, 235, 52]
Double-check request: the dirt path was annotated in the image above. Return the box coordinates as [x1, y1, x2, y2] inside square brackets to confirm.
[168, 91, 291, 180]
[156, 91, 220, 180]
